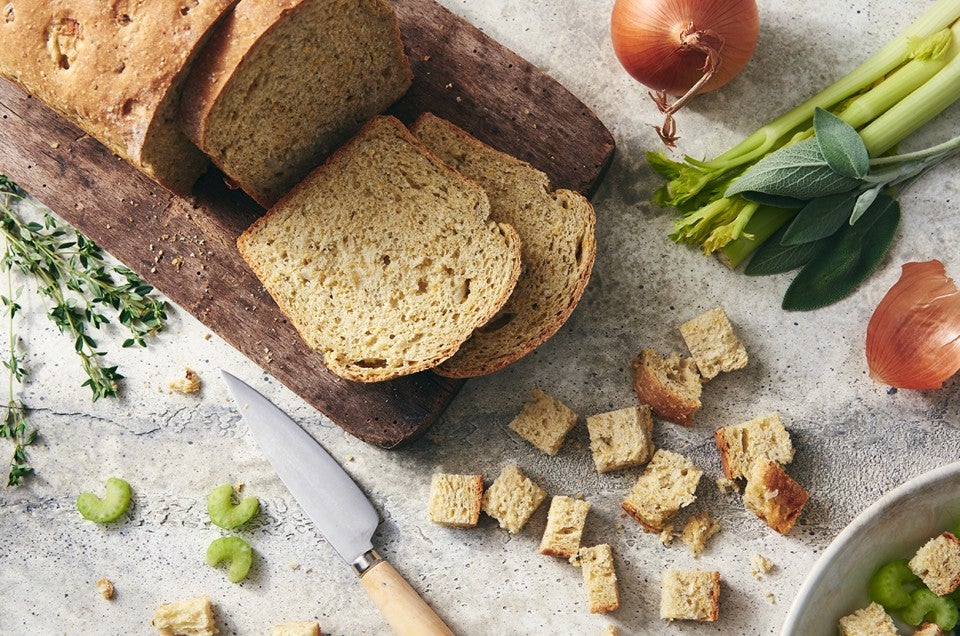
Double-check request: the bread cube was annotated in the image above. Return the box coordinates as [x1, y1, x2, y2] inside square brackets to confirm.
[660, 569, 720, 621]
[909, 532, 960, 596]
[680, 511, 721, 557]
[914, 623, 946, 636]
[539, 495, 591, 558]
[428, 473, 483, 528]
[714, 412, 794, 480]
[152, 595, 217, 636]
[622, 449, 702, 532]
[743, 460, 809, 534]
[837, 602, 898, 636]
[679, 306, 748, 380]
[508, 389, 578, 456]
[631, 349, 702, 426]
[570, 544, 620, 614]
[750, 554, 775, 579]
[481, 465, 547, 533]
[586, 405, 655, 473]
[269, 621, 322, 636]
[601, 626, 620, 636]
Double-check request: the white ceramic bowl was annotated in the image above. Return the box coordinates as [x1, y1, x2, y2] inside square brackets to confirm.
[782, 461, 960, 635]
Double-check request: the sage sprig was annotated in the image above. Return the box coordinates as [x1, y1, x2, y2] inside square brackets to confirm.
[730, 108, 960, 310]
[0, 176, 168, 484]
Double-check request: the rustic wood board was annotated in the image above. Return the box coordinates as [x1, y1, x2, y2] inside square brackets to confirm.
[0, 0, 614, 448]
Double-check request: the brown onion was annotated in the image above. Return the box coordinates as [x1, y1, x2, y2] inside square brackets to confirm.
[866, 260, 960, 390]
[611, 0, 759, 145]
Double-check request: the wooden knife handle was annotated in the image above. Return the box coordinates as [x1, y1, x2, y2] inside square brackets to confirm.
[359, 558, 455, 635]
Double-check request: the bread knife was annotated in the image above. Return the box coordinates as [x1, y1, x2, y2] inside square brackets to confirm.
[221, 370, 455, 636]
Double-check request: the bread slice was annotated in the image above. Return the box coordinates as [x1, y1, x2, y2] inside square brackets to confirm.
[428, 474, 483, 528]
[570, 544, 620, 614]
[714, 412, 794, 480]
[838, 602, 898, 636]
[411, 114, 596, 377]
[743, 460, 809, 534]
[679, 307, 748, 380]
[908, 532, 960, 596]
[660, 569, 720, 622]
[0, 1, 234, 193]
[621, 449, 702, 532]
[539, 495, 591, 558]
[481, 465, 547, 534]
[631, 349, 702, 426]
[586, 405, 655, 473]
[509, 389, 578, 456]
[236, 116, 521, 382]
[181, 0, 412, 207]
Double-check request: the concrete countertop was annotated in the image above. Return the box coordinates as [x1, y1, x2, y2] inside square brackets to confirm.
[2, 0, 958, 634]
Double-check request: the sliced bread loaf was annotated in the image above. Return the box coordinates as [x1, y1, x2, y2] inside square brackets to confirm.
[181, 0, 412, 207]
[0, 0, 234, 194]
[411, 113, 596, 377]
[236, 116, 521, 382]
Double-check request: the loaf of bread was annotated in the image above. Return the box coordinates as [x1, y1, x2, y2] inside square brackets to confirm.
[0, 0, 235, 194]
[837, 602, 898, 636]
[631, 349, 702, 426]
[412, 114, 596, 377]
[237, 116, 521, 382]
[714, 412, 794, 480]
[508, 389, 578, 456]
[570, 544, 620, 614]
[660, 569, 720, 622]
[743, 459, 809, 534]
[908, 532, 960, 596]
[181, 0, 412, 207]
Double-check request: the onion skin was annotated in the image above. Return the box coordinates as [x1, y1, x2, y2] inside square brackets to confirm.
[866, 260, 960, 390]
[611, 0, 760, 96]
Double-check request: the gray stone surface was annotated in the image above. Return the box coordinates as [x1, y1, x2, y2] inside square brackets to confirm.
[1, 0, 959, 634]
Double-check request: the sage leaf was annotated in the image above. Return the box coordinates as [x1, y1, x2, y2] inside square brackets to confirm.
[782, 194, 901, 311]
[850, 185, 883, 225]
[740, 191, 807, 209]
[745, 224, 834, 276]
[782, 191, 859, 246]
[813, 107, 870, 179]
[725, 137, 861, 200]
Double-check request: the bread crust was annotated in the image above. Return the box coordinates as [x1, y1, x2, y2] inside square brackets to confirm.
[745, 460, 809, 534]
[237, 115, 521, 382]
[631, 349, 701, 426]
[412, 113, 597, 378]
[0, 0, 234, 192]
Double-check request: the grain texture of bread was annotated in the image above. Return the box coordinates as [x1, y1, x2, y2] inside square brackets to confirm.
[570, 544, 620, 614]
[0, 0, 234, 194]
[508, 389, 578, 456]
[743, 460, 809, 535]
[679, 307, 748, 380]
[412, 114, 596, 377]
[152, 595, 218, 636]
[236, 116, 521, 382]
[622, 449, 702, 532]
[481, 464, 546, 534]
[586, 405, 655, 473]
[660, 569, 720, 622]
[428, 473, 483, 528]
[181, 0, 412, 207]
[909, 532, 960, 596]
[714, 412, 794, 480]
[539, 495, 591, 558]
[837, 602, 898, 636]
[631, 349, 702, 426]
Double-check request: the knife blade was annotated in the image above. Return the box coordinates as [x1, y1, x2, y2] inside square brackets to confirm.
[222, 370, 454, 636]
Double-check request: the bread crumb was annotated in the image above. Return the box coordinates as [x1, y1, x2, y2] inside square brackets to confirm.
[172, 256, 184, 270]
[681, 512, 721, 556]
[234, 482, 244, 493]
[168, 368, 201, 394]
[659, 524, 675, 546]
[751, 554, 775, 579]
[96, 577, 115, 600]
[288, 562, 301, 571]
[204, 333, 212, 341]
[715, 477, 740, 495]
[765, 592, 776, 605]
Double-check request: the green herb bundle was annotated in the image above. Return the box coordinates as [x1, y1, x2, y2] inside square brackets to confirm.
[0, 176, 167, 484]
[647, 0, 960, 309]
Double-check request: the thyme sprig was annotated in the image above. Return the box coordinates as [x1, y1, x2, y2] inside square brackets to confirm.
[0, 175, 167, 484]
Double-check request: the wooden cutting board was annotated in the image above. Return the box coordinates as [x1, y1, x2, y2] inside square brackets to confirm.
[0, 0, 615, 448]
